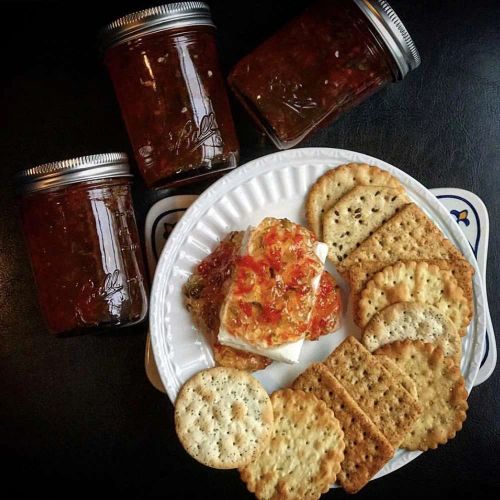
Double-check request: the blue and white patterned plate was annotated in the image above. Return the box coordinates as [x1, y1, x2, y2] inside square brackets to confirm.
[430, 188, 495, 386]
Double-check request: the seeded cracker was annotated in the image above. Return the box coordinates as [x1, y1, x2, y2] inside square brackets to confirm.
[374, 341, 468, 451]
[324, 336, 422, 448]
[175, 367, 273, 469]
[240, 389, 345, 500]
[293, 363, 394, 493]
[337, 203, 472, 273]
[322, 186, 409, 264]
[305, 163, 404, 240]
[357, 261, 470, 333]
[362, 302, 462, 364]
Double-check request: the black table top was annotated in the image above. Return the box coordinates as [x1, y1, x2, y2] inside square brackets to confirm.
[1, 0, 499, 497]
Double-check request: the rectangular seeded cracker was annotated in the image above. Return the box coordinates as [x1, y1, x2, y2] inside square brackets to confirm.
[323, 336, 422, 448]
[322, 186, 409, 264]
[293, 363, 394, 493]
[337, 203, 473, 273]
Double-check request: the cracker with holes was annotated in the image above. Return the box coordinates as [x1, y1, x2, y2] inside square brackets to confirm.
[345, 258, 473, 331]
[306, 163, 404, 240]
[357, 261, 470, 333]
[293, 363, 394, 493]
[374, 341, 468, 451]
[324, 336, 422, 448]
[362, 302, 462, 364]
[378, 356, 418, 398]
[323, 186, 409, 264]
[240, 388, 345, 500]
[174, 367, 274, 469]
[337, 203, 472, 273]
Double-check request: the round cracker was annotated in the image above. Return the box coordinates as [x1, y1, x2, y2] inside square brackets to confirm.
[174, 367, 273, 469]
[305, 163, 404, 240]
[357, 261, 470, 333]
[362, 302, 462, 364]
[240, 389, 345, 500]
[374, 340, 468, 451]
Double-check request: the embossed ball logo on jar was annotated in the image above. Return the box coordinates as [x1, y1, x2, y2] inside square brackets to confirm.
[175, 112, 223, 155]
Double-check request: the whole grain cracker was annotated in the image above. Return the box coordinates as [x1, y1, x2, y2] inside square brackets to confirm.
[357, 261, 470, 333]
[338, 203, 472, 273]
[306, 163, 404, 240]
[378, 356, 418, 398]
[322, 186, 409, 264]
[323, 336, 422, 448]
[293, 363, 394, 493]
[374, 341, 468, 451]
[362, 302, 462, 364]
[345, 258, 473, 331]
[240, 389, 345, 500]
[175, 367, 273, 469]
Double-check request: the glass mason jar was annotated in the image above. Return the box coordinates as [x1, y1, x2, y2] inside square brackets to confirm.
[16, 154, 148, 336]
[101, 2, 239, 188]
[228, 0, 420, 149]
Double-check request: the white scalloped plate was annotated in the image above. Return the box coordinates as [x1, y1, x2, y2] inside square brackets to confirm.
[150, 148, 486, 481]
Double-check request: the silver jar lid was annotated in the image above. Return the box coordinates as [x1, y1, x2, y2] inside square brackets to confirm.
[353, 0, 420, 79]
[100, 2, 215, 50]
[16, 153, 132, 194]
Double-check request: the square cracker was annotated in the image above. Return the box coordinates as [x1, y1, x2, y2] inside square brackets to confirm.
[323, 336, 422, 448]
[337, 203, 473, 273]
[322, 185, 409, 264]
[346, 258, 473, 330]
[293, 363, 394, 493]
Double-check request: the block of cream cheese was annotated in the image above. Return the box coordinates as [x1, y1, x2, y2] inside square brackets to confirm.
[218, 218, 328, 363]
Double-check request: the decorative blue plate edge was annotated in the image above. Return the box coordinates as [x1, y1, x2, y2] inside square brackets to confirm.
[431, 188, 496, 386]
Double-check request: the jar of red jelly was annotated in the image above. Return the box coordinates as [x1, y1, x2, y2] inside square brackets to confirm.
[228, 0, 420, 149]
[16, 153, 148, 336]
[101, 2, 239, 188]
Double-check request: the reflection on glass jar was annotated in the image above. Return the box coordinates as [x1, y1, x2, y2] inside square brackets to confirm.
[228, 0, 420, 149]
[16, 154, 148, 335]
[101, 3, 239, 188]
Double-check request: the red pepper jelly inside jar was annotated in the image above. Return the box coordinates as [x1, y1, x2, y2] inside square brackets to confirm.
[228, 0, 420, 149]
[16, 154, 148, 336]
[101, 2, 239, 188]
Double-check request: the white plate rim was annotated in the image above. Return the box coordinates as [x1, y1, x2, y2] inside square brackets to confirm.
[150, 147, 487, 480]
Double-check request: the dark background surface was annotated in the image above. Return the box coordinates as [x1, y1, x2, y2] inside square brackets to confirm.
[1, 0, 499, 497]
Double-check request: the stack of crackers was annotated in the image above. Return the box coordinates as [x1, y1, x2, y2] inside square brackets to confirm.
[294, 336, 468, 493]
[299, 162, 471, 491]
[175, 367, 347, 499]
[173, 162, 473, 498]
[306, 163, 474, 339]
[306, 162, 474, 357]
[174, 335, 468, 498]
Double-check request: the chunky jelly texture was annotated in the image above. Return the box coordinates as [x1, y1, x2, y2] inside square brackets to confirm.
[229, 0, 397, 148]
[105, 26, 239, 188]
[20, 179, 148, 335]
